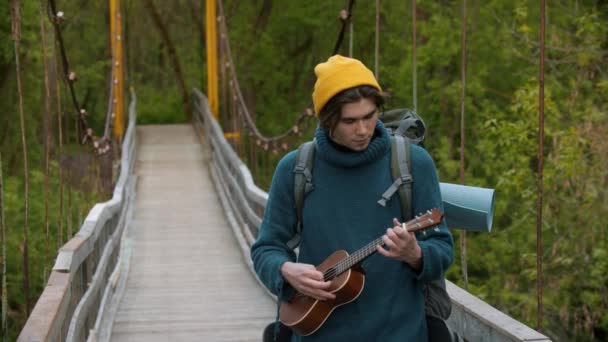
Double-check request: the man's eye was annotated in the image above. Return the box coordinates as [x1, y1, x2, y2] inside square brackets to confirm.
[365, 112, 377, 120]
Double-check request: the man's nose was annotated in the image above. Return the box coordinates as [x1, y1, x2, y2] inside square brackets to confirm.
[355, 120, 369, 135]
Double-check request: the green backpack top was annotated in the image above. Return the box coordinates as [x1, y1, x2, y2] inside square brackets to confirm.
[288, 108, 452, 322]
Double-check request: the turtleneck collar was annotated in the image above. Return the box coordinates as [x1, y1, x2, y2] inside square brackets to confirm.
[314, 120, 390, 168]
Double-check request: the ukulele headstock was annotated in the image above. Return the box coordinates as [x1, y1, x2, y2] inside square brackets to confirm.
[404, 208, 444, 233]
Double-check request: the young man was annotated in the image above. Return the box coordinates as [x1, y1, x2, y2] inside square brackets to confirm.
[251, 55, 454, 341]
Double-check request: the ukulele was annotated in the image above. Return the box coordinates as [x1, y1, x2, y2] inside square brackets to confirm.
[279, 208, 444, 336]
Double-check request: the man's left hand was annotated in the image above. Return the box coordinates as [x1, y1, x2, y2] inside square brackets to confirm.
[377, 218, 423, 270]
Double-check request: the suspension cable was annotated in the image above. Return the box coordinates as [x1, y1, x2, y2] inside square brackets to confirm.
[215, 0, 358, 145]
[1, 152, 7, 341]
[216, 2, 309, 144]
[39, 0, 52, 282]
[459, 0, 468, 290]
[412, 0, 417, 112]
[47, 0, 87, 142]
[374, 0, 380, 80]
[537, 0, 546, 331]
[11, 0, 31, 317]
[102, 70, 116, 151]
[53, 37, 65, 247]
[47, 0, 114, 152]
[334, 0, 356, 56]
[348, 12, 354, 57]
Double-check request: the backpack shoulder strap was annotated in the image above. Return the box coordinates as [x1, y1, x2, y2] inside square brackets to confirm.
[288, 140, 316, 249]
[378, 136, 413, 222]
[393, 135, 413, 221]
[387, 136, 454, 323]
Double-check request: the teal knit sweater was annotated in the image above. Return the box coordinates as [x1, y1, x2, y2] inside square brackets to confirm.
[251, 121, 454, 342]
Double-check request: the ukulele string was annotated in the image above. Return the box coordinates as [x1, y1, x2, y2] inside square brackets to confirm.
[322, 236, 385, 280]
[321, 212, 436, 281]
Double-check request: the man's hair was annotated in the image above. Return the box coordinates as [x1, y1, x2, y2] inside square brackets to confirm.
[318, 85, 388, 131]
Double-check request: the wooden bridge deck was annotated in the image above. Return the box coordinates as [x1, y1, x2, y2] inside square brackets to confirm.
[110, 124, 275, 341]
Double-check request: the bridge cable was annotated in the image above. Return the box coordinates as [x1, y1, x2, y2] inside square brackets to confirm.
[45, 0, 120, 242]
[215, 0, 358, 147]
[459, 0, 469, 291]
[218, 10, 312, 143]
[10, 0, 32, 317]
[536, 0, 546, 331]
[47, 0, 88, 143]
[1, 153, 7, 341]
[348, 9, 354, 57]
[39, 0, 53, 283]
[374, 0, 379, 80]
[53, 37, 67, 246]
[334, 0, 356, 56]
[53, 5, 68, 262]
[217, 3, 311, 145]
[412, 0, 417, 112]
[47, 0, 114, 153]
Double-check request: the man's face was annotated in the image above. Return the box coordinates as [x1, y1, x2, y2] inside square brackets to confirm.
[331, 98, 378, 151]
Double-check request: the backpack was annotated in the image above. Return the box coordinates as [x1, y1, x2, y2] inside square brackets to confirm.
[291, 108, 452, 320]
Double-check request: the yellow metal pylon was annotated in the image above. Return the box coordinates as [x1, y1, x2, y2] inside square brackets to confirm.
[206, 0, 219, 120]
[110, 0, 125, 140]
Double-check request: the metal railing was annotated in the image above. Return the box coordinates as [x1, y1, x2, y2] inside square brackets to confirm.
[192, 88, 551, 342]
[192, 88, 267, 276]
[18, 93, 138, 342]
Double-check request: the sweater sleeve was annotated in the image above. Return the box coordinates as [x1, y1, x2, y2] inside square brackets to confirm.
[250, 151, 299, 300]
[409, 144, 454, 282]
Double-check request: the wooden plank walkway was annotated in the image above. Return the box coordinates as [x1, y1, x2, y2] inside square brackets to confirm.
[110, 124, 275, 341]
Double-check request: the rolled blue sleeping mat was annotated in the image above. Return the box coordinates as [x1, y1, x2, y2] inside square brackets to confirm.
[440, 183, 495, 232]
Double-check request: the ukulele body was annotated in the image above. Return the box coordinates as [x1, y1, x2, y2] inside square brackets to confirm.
[279, 249, 365, 336]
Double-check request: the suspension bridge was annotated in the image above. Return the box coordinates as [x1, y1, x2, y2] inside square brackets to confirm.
[16, 89, 551, 341]
[6, 0, 562, 341]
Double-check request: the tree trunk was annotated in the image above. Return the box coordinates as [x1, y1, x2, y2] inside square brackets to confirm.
[187, 0, 205, 90]
[254, 0, 273, 36]
[143, 0, 191, 118]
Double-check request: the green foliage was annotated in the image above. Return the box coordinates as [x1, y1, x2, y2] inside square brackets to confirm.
[2, 158, 99, 340]
[1, 0, 606, 341]
[1, 0, 114, 339]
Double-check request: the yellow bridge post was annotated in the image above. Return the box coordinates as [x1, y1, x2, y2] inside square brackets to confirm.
[110, 0, 125, 140]
[206, 0, 219, 120]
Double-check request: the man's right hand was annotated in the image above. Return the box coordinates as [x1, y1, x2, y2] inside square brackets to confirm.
[280, 262, 336, 301]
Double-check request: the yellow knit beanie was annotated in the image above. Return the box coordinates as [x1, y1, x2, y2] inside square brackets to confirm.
[312, 55, 381, 115]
